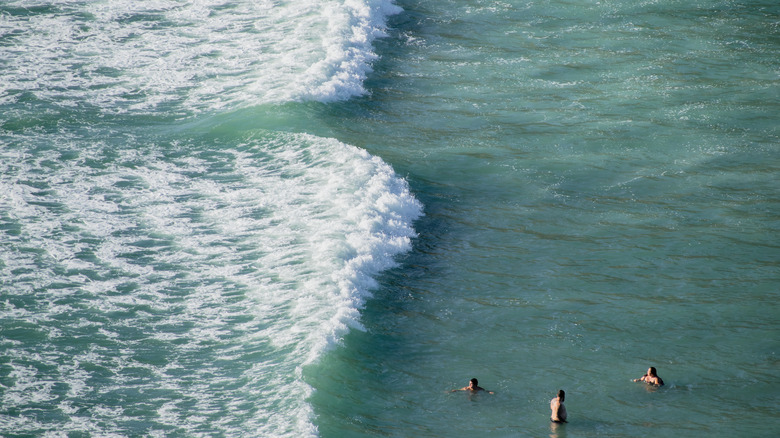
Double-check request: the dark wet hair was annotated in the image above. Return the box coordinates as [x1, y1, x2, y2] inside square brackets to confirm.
[470, 378, 478, 385]
[557, 389, 565, 401]
[649, 367, 658, 376]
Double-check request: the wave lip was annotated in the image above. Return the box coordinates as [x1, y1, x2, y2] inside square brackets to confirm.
[289, 134, 423, 364]
[291, 0, 403, 102]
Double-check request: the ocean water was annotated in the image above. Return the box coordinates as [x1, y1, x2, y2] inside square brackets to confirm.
[1, 0, 778, 437]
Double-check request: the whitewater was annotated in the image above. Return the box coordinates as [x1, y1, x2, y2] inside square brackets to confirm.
[3, 0, 779, 436]
[1, 0, 419, 436]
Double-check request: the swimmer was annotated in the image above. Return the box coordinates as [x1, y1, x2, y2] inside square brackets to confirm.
[633, 366, 664, 386]
[550, 389, 567, 423]
[451, 378, 494, 394]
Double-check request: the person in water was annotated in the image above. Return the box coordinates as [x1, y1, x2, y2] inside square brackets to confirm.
[452, 378, 494, 394]
[550, 389, 567, 423]
[634, 366, 664, 386]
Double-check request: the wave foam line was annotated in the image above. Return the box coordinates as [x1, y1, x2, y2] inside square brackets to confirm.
[293, 0, 403, 102]
[0, 0, 403, 113]
[0, 131, 422, 437]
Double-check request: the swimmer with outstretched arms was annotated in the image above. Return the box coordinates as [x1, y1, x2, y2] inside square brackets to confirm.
[634, 366, 664, 386]
[451, 378, 494, 394]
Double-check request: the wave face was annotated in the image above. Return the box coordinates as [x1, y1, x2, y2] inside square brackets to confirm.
[0, 1, 418, 436]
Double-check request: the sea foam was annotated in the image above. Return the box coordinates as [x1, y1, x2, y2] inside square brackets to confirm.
[0, 0, 402, 113]
[0, 1, 413, 436]
[0, 131, 422, 437]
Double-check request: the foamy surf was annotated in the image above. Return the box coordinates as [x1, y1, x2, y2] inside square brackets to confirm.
[0, 0, 402, 113]
[1, 0, 415, 435]
[0, 130, 422, 436]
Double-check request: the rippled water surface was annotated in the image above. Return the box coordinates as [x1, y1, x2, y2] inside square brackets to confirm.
[1, 0, 778, 436]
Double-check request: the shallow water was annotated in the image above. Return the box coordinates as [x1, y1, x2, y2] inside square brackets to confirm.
[1, 0, 778, 436]
[309, 0, 780, 436]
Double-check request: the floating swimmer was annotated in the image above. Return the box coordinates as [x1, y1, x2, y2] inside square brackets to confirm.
[634, 366, 664, 386]
[451, 378, 494, 394]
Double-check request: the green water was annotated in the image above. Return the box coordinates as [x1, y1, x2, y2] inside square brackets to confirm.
[307, 0, 779, 436]
[1, 0, 777, 436]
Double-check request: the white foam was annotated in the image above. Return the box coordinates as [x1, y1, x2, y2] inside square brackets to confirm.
[293, 0, 403, 102]
[0, 0, 402, 112]
[0, 131, 422, 436]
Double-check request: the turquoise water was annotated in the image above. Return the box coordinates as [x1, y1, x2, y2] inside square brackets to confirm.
[1, 0, 778, 437]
